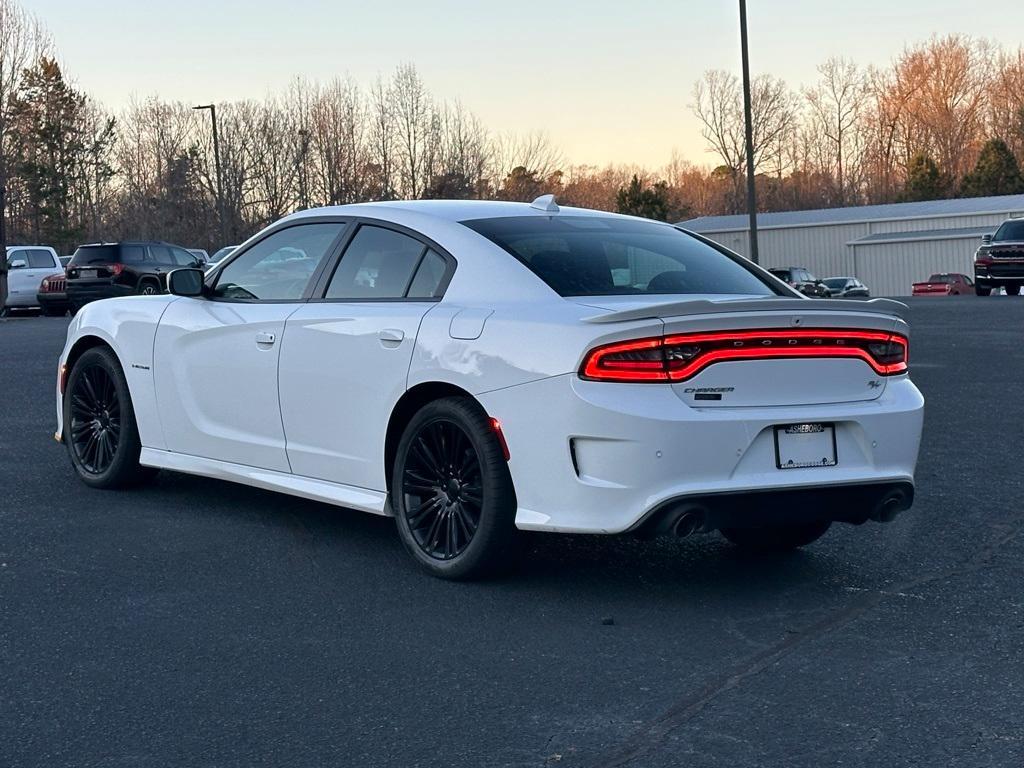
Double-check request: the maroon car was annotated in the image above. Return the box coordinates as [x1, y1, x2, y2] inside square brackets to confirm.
[911, 273, 973, 296]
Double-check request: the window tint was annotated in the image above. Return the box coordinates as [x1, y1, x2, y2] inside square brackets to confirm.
[7, 249, 27, 266]
[325, 225, 427, 300]
[121, 245, 147, 264]
[70, 245, 119, 265]
[406, 249, 448, 298]
[213, 223, 343, 301]
[148, 245, 176, 266]
[464, 216, 774, 297]
[994, 220, 1024, 241]
[26, 249, 55, 268]
[172, 247, 197, 266]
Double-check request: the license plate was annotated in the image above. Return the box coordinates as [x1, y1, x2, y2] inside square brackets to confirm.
[774, 423, 837, 469]
[78, 269, 96, 278]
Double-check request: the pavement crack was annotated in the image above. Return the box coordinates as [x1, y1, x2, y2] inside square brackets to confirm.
[591, 517, 1024, 768]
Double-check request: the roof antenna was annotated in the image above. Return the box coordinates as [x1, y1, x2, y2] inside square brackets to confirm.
[530, 194, 559, 213]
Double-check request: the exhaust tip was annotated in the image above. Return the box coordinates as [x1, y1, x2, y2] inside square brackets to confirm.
[871, 488, 911, 523]
[670, 505, 708, 538]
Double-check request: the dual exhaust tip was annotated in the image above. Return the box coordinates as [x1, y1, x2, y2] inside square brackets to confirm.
[658, 485, 913, 539]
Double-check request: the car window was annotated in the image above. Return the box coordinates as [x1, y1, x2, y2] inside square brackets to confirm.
[26, 249, 55, 268]
[406, 249, 448, 298]
[70, 245, 119, 265]
[7, 249, 27, 267]
[121, 245, 147, 264]
[464, 216, 774, 297]
[213, 223, 344, 301]
[325, 225, 428, 300]
[148, 245, 176, 266]
[172, 247, 197, 267]
[994, 220, 1024, 241]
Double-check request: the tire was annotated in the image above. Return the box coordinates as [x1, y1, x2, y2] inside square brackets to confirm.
[720, 521, 831, 552]
[1005, 283, 1021, 296]
[975, 285, 991, 296]
[42, 306, 66, 317]
[391, 396, 521, 579]
[137, 280, 160, 296]
[63, 346, 154, 489]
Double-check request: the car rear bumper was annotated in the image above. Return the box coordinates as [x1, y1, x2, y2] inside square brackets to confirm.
[478, 374, 924, 534]
[66, 280, 133, 305]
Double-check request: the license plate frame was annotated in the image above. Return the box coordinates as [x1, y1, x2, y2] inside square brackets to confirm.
[774, 423, 837, 470]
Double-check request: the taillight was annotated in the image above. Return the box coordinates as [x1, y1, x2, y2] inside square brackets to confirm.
[580, 329, 909, 383]
[109, 263, 125, 276]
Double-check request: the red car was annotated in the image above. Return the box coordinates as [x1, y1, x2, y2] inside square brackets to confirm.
[911, 273, 973, 296]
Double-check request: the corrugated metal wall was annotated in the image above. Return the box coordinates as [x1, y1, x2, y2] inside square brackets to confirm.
[691, 210, 1023, 296]
[853, 238, 978, 296]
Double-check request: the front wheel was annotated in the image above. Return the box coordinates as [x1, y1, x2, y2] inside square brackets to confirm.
[137, 281, 160, 296]
[720, 521, 831, 551]
[392, 397, 521, 579]
[63, 346, 153, 488]
[1005, 283, 1021, 296]
[975, 285, 991, 296]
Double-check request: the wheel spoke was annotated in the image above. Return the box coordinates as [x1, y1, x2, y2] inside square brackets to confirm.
[408, 496, 443, 529]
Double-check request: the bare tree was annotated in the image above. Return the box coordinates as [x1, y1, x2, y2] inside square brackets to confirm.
[803, 58, 868, 204]
[390, 63, 435, 199]
[0, 0, 48, 250]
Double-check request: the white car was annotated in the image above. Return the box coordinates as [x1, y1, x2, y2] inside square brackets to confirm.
[6, 245, 63, 309]
[54, 198, 924, 578]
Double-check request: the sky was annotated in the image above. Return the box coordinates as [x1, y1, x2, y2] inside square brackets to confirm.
[28, 0, 1024, 169]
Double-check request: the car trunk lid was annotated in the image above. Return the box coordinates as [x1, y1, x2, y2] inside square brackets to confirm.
[575, 295, 908, 407]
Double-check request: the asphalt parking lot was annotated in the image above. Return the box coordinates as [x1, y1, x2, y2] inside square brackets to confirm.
[2, 298, 1023, 768]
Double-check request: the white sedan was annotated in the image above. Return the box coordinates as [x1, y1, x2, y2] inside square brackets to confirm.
[54, 198, 924, 578]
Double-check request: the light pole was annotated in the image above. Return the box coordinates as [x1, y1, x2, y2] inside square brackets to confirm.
[193, 104, 226, 247]
[738, 0, 759, 264]
[297, 128, 310, 210]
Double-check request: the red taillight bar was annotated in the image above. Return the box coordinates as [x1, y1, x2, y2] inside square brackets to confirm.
[580, 329, 908, 383]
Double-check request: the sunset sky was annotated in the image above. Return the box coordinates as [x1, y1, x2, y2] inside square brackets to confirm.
[30, 0, 1024, 168]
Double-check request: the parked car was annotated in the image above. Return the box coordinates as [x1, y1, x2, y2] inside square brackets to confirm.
[768, 267, 831, 297]
[911, 273, 973, 296]
[973, 218, 1024, 296]
[187, 248, 210, 265]
[56, 198, 922, 579]
[65, 241, 203, 309]
[822, 276, 870, 298]
[59, 255, 72, 268]
[4, 245, 63, 310]
[37, 272, 72, 316]
[204, 245, 238, 271]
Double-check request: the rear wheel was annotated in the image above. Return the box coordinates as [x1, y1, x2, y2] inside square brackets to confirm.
[64, 346, 153, 489]
[975, 285, 992, 296]
[42, 306, 66, 317]
[392, 397, 520, 579]
[720, 521, 831, 551]
[1005, 283, 1021, 296]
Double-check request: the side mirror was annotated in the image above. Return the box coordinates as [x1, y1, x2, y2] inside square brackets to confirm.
[982, 234, 993, 244]
[9, 259, 27, 269]
[167, 268, 205, 297]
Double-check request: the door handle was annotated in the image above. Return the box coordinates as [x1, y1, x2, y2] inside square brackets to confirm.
[378, 328, 405, 346]
[255, 331, 276, 346]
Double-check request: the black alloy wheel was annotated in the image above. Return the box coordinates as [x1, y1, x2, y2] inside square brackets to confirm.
[393, 397, 520, 579]
[68, 363, 121, 474]
[402, 418, 483, 561]
[63, 346, 153, 489]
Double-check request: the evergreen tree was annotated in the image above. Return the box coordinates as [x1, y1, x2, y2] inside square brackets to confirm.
[616, 175, 672, 221]
[902, 153, 949, 202]
[960, 138, 1024, 197]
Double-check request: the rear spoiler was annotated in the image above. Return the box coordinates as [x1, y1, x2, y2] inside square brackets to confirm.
[582, 297, 908, 324]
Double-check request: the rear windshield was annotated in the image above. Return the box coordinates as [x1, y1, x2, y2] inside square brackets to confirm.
[994, 220, 1024, 241]
[70, 245, 119, 265]
[928, 274, 952, 283]
[462, 216, 775, 297]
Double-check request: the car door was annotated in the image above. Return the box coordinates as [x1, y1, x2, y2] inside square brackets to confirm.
[279, 222, 453, 490]
[152, 220, 347, 471]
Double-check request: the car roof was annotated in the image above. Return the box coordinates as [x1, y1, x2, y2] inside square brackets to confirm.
[284, 198, 661, 225]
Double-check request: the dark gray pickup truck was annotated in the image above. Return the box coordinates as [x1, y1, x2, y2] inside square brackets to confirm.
[974, 218, 1024, 296]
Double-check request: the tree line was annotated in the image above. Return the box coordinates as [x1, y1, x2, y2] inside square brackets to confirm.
[1, 0, 1022, 255]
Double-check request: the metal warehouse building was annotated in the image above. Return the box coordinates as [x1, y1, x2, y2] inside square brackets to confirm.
[680, 194, 1024, 296]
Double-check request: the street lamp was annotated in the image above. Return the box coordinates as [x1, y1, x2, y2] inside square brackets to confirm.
[297, 128, 310, 210]
[738, 0, 760, 264]
[193, 103, 226, 247]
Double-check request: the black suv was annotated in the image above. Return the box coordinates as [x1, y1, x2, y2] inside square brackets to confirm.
[768, 267, 831, 298]
[974, 218, 1024, 296]
[66, 241, 202, 308]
